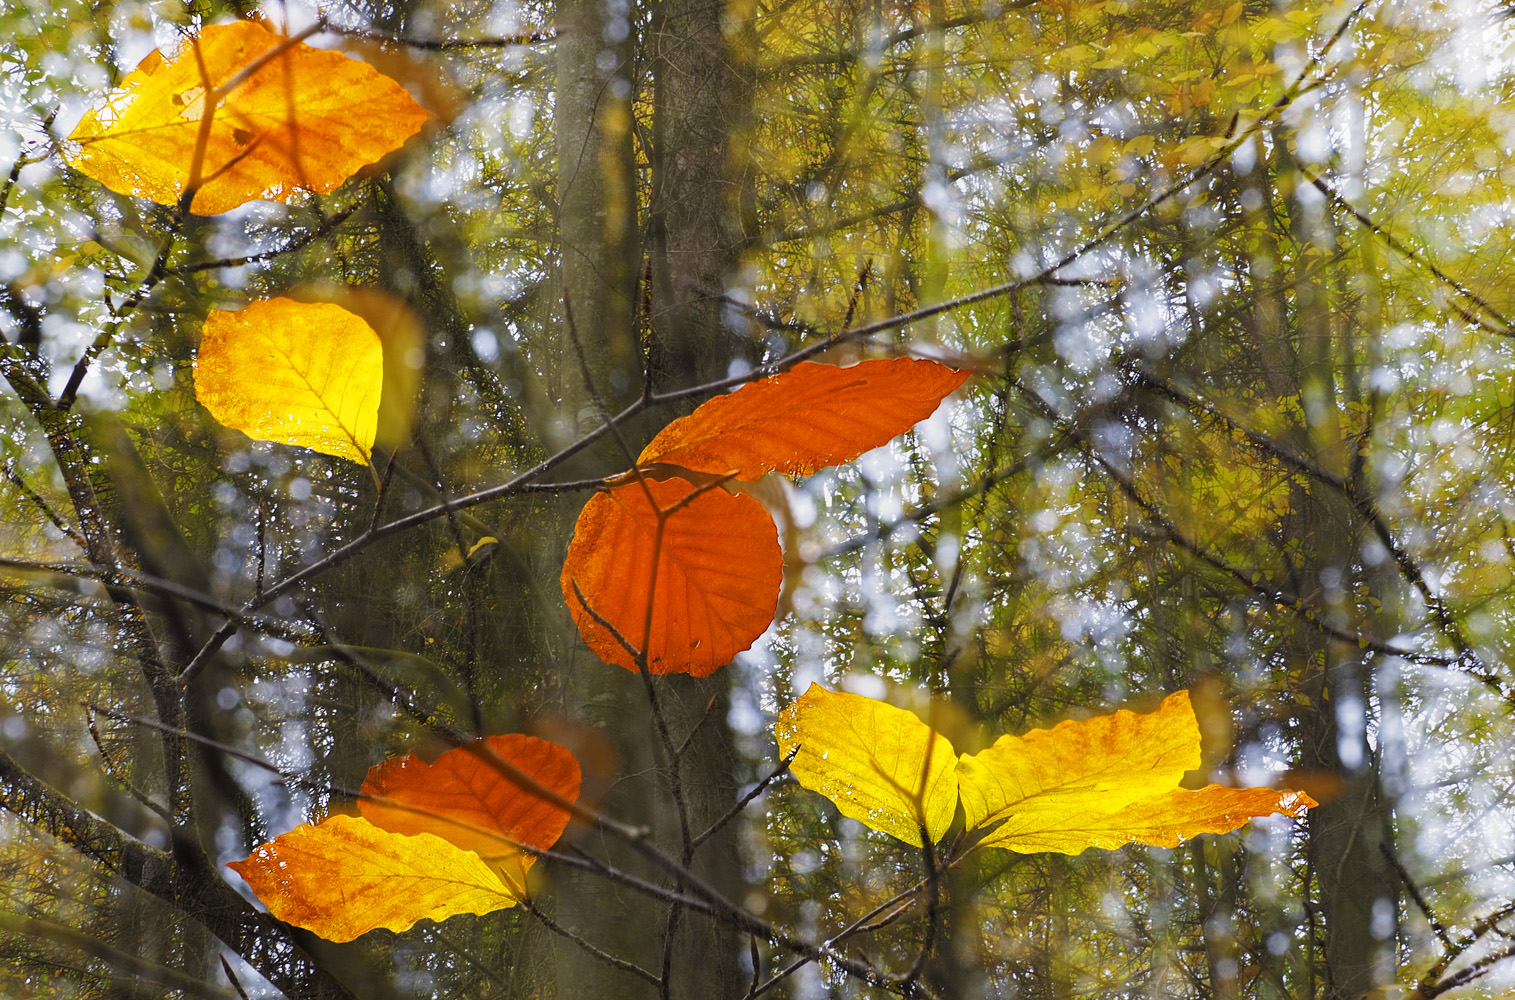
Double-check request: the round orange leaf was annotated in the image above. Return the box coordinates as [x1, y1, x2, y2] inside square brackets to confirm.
[561, 479, 781, 676]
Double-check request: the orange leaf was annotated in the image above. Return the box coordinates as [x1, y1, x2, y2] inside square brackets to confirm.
[359, 735, 581, 889]
[561, 479, 781, 676]
[66, 21, 429, 214]
[228, 814, 516, 942]
[637, 359, 969, 480]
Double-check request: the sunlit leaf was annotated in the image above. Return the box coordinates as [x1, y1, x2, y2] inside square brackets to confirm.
[774, 684, 959, 846]
[66, 20, 429, 214]
[359, 734, 581, 890]
[227, 814, 516, 942]
[974, 785, 1316, 854]
[561, 478, 781, 676]
[957, 691, 1202, 832]
[194, 297, 384, 464]
[287, 283, 423, 449]
[637, 359, 970, 480]
[958, 691, 1317, 855]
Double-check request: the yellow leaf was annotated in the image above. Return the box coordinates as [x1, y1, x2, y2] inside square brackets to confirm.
[194, 297, 384, 464]
[978, 786, 1316, 854]
[774, 684, 958, 846]
[958, 691, 1200, 832]
[66, 20, 429, 214]
[227, 814, 517, 942]
[958, 691, 1316, 855]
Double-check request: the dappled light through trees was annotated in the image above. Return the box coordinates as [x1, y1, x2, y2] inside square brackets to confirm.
[3, 0, 1515, 998]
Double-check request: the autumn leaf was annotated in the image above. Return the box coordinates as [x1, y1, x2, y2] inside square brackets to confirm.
[227, 814, 517, 942]
[956, 691, 1203, 832]
[956, 690, 1317, 855]
[774, 684, 959, 846]
[66, 20, 429, 214]
[973, 785, 1317, 854]
[561, 478, 782, 676]
[637, 359, 969, 481]
[286, 283, 424, 449]
[194, 297, 384, 464]
[359, 734, 581, 891]
[562, 359, 965, 675]
[776, 687, 1315, 853]
[231, 734, 583, 942]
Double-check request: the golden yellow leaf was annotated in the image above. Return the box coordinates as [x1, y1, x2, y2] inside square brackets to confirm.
[774, 684, 958, 846]
[957, 691, 1201, 833]
[227, 814, 516, 942]
[194, 297, 384, 464]
[974, 785, 1316, 855]
[287, 283, 423, 450]
[66, 20, 429, 214]
[958, 691, 1317, 855]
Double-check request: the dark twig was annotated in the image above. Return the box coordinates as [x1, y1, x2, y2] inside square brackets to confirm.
[691, 749, 797, 851]
[0, 107, 56, 219]
[317, 20, 556, 49]
[85, 706, 171, 822]
[674, 694, 722, 760]
[900, 833, 941, 995]
[164, 199, 367, 276]
[219, 955, 252, 1000]
[517, 895, 662, 988]
[1011, 378, 1473, 676]
[2, 459, 85, 547]
[1379, 842, 1454, 953]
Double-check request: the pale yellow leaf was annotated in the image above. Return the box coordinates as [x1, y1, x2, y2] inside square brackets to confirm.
[974, 785, 1316, 855]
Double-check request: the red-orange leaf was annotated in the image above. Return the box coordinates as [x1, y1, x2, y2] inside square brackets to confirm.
[561, 478, 781, 676]
[359, 734, 580, 890]
[637, 359, 969, 480]
[66, 21, 428, 214]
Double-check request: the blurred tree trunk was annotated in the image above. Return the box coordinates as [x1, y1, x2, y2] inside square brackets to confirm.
[550, 0, 753, 995]
[1259, 148, 1396, 1000]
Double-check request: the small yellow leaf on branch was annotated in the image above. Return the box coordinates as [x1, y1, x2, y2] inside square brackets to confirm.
[195, 297, 384, 464]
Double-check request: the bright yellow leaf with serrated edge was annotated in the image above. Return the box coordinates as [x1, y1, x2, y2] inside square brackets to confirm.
[66, 20, 429, 215]
[957, 691, 1201, 833]
[775, 684, 958, 846]
[195, 297, 384, 464]
[957, 691, 1316, 855]
[974, 785, 1317, 855]
[227, 814, 518, 942]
